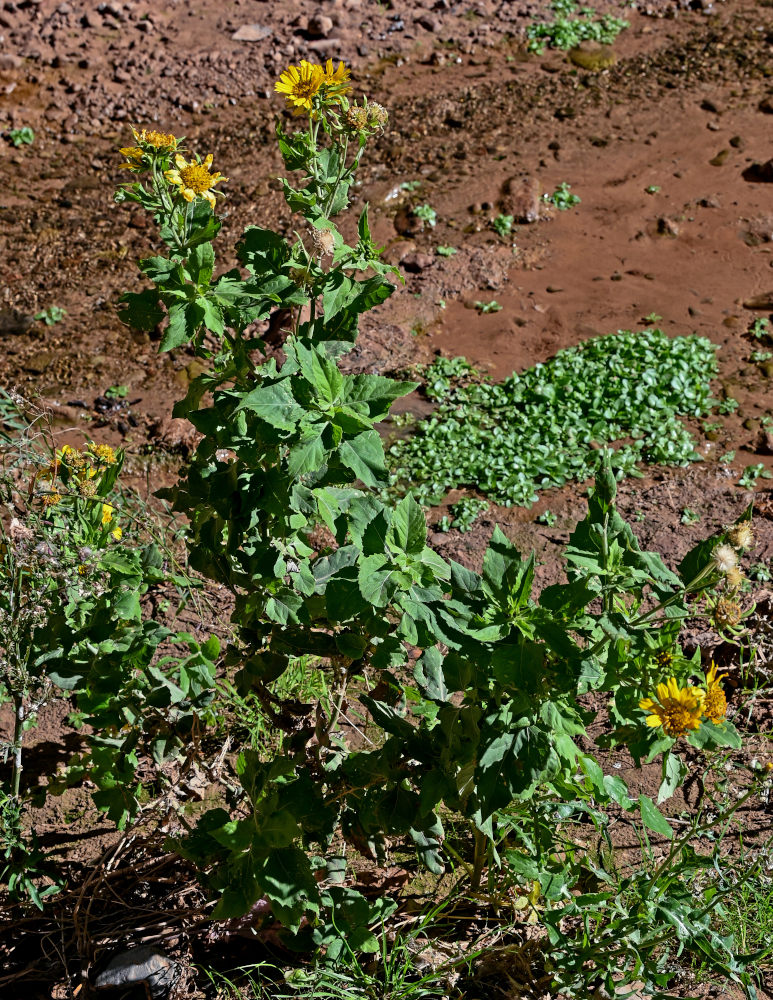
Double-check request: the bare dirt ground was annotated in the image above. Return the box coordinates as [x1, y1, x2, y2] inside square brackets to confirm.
[1, 0, 773, 996]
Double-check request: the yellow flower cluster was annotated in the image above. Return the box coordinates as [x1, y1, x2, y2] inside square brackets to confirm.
[640, 661, 729, 738]
[119, 125, 180, 172]
[36, 443, 123, 540]
[275, 58, 351, 114]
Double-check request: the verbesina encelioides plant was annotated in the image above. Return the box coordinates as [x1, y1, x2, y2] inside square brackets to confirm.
[114, 59, 772, 995]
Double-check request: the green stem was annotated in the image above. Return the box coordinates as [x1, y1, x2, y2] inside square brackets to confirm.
[11, 694, 24, 800]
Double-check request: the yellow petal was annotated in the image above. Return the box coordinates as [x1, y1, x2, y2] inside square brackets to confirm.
[182, 187, 196, 202]
[174, 153, 187, 169]
[204, 191, 216, 210]
[645, 715, 663, 727]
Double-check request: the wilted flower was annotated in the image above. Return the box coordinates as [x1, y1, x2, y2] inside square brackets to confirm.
[41, 492, 62, 508]
[131, 126, 179, 151]
[728, 521, 754, 550]
[165, 153, 227, 209]
[713, 597, 743, 630]
[639, 677, 705, 739]
[345, 106, 369, 132]
[366, 101, 388, 129]
[311, 227, 336, 257]
[713, 543, 738, 575]
[703, 661, 728, 724]
[726, 565, 744, 589]
[275, 60, 325, 114]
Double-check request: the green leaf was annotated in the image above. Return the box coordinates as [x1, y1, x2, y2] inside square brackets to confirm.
[338, 430, 388, 488]
[287, 427, 326, 478]
[414, 647, 449, 702]
[161, 300, 205, 351]
[358, 554, 407, 607]
[118, 289, 164, 331]
[188, 241, 215, 284]
[658, 751, 687, 804]
[237, 380, 305, 431]
[390, 494, 426, 555]
[638, 794, 673, 839]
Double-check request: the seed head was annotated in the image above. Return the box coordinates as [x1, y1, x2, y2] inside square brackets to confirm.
[713, 543, 738, 575]
[311, 227, 336, 257]
[728, 521, 754, 550]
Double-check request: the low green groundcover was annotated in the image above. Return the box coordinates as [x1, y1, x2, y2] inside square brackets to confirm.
[390, 328, 718, 507]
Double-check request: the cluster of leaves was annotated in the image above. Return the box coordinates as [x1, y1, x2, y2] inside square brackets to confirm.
[390, 329, 718, 507]
[526, 0, 629, 53]
[104, 74, 767, 998]
[543, 182, 581, 210]
[436, 496, 489, 533]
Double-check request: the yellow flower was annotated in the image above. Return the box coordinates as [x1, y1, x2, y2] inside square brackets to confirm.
[57, 444, 86, 469]
[42, 491, 62, 508]
[119, 145, 145, 171]
[703, 661, 728, 724]
[165, 153, 227, 209]
[131, 126, 179, 151]
[101, 503, 114, 526]
[112, 526, 123, 541]
[321, 59, 351, 102]
[77, 563, 89, 576]
[639, 677, 705, 739]
[90, 443, 117, 465]
[275, 60, 325, 114]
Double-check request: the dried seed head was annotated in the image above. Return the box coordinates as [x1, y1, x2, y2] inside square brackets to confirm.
[714, 597, 743, 630]
[311, 227, 335, 257]
[725, 565, 744, 589]
[345, 106, 369, 132]
[9, 517, 34, 546]
[366, 102, 388, 128]
[728, 521, 754, 550]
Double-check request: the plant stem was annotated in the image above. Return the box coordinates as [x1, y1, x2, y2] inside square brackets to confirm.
[471, 827, 487, 892]
[11, 695, 24, 800]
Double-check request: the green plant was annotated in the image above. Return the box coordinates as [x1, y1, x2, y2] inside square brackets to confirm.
[748, 561, 772, 583]
[436, 245, 457, 257]
[543, 182, 581, 210]
[738, 464, 773, 489]
[474, 300, 502, 314]
[33, 305, 66, 326]
[413, 203, 437, 227]
[720, 450, 736, 464]
[537, 509, 557, 526]
[94, 59, 767, 999]
[390, 329, 718, 507]
[749, 317, 770, 341]
[399, 180, 422, 193]
[718, 398, 739, 414]
[681, 507, 700, 525]
[7, 127, 34, 147]
[643, 311, 662, 323]
[751, 350, 773, 363]
[645, 185, 661, 194]
[491, 213, 514, 237]
[526, 0, 628, 54]
[437, 496, 488, 533]
[104, 383, 129, 399]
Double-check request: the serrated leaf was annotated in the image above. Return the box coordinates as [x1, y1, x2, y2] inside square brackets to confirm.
[237, 380, 305, 431]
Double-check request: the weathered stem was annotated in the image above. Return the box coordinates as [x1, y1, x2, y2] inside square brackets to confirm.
[11, 695, 24, 800]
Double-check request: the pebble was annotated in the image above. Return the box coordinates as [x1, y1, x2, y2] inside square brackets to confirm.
[416, 13, 440, 30]
[401, 251, 434, 272]
[0, 52, 20, 69]
[307, 13, 334, 37]
[758, 95, 773, 114]
[498, 175, 541, 224]
[657, 217, 680, 237]
[709, 149, 729, 166]
[231, 23, 272, 42]
[742, 292, 773, 310]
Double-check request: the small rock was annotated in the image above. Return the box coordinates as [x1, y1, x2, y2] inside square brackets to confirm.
[709, 149, 729, 166]
[0, 310, 34, 336]
[231, 23, 272, 42]
[698, 194, 720, 207]
[306, 37, 341, 51]
[23, 350, 54, 374]
[568, 41, 616, 70]
[743, 159, 773, 183]
[307, 13, 334, 37]
[700, 96, 723, 112]
[759, 95, 773, 114]
[741, 215, 773, 246]
[94, 946, 180, 999]
[416, 13, 440, 30]
[729, 135, 745, 149]
[742, 292, 773, 310]
[0, 52, 21, 70]
[401, 251, 434, 273]
[757, 429, 773, 455]
[498, 175, 541, 224]
[657, 217, 680, 237]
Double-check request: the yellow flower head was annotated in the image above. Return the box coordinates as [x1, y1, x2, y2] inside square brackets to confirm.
[90, 443, 117, 465]
[101, 503, 114, 526]
[165, 153, 227, 210]
[112, 526, 123, 541]
[131, 126, 179, 151]
[703, 661, 728, 724]
[42, 491, 62, 508]
[119, 145, 145, 172]
[639, 677, 705, 739]
[321, 59, 351, 102]
[57, 444, 86, 470]
[275, 60, 325, 114]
